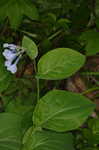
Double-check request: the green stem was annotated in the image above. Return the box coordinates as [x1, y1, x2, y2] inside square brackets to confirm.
[37, 78, 40, 101]
[81, 72, 99, 76]
[82, 87, 99, 94]
[33, 59, 40, 101]
[48, 30, 62, 41]
[33, 59, 37, 73]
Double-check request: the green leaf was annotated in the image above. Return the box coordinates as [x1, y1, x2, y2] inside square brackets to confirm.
[22, 36, 38, 59]
[0, 0, 39, 28]
[80, 30, 99, 56]
[5, 100, 33, 134]
[57, 18, 70, 30]
[36, 48, 85, 80]
[0, 55, 12, 92]
[96, 0, 99, 16]
[0, 113, 22, 150]
[88, 119, 99, 144]
[0, 55, 9, 78]
[33, 90, 95, 132]
[22, 128, 74, 150]
[0, 75, 12, 92]
[71, 0, 90, 31]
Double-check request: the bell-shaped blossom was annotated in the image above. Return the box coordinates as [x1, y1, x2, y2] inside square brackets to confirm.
[8, 44, 17, 50]
[3, 43, 24, 74]
[5, 60, 12, 67]
[7, 64, 17, 74]
[6, 55, 22, 74]
[3, 43, 9, 48]
[3, 43, 17, 49]
[3, 49, 17, 60]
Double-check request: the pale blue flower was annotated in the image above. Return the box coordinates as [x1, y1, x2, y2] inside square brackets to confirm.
[3, 43, 17, 49]
[5, 60, 12, 67]
[7, 64, 17, 74]
[7, 44, 17, 50]
[3, 43, 9, 48]
[6, 55, 22, 74]
[3, 49, 17, 60]
[3, 43, 24, 74]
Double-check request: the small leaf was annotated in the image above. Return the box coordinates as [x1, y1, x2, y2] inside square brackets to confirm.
[0, 113, 22, 150]
[57, 18, 70, 30]
[22, 36, 38, 59]
[22, 128, 74, 150]
[36, 48, 85, 80]
[80, 30, 99, 56]
[33, 90, 95, 132]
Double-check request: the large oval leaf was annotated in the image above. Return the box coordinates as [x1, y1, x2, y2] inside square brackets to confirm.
[22, 128, 74, 150]
[0, 113, 22, 150]
[33, 90, 95, 132]
[36, 48, 85, 80]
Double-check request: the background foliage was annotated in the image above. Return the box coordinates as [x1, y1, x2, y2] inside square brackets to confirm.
[0, 0, 99, 150]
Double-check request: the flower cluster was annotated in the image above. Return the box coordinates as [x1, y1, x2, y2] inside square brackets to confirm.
[3, 43, 24, 74]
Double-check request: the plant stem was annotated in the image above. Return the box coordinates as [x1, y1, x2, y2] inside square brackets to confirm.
[33, 59, 40, 101]
[48, 30, 62, 41]
[81, 72, 99, 76]
[82, 87, 99, 94]
[33, 59, 37, 73]
[37, 78, 40, 101]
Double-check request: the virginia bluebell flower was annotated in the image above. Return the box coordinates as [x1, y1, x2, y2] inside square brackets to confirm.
[3, 49, 17, 60]
[3, 43, 24, 74]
